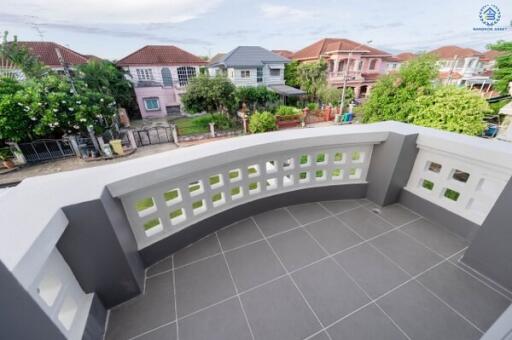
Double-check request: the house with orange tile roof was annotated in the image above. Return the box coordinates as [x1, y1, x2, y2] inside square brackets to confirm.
[291, 38, 392, 98]
[272, 50, 294, 59]
[117, 45, 207, 118]
[429, 46, 490, 89]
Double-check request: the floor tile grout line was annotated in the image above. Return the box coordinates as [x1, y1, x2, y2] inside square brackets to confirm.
[360, 204, 512, 302]
[214, 232, 256, 340]
[303, 249, 466, 340]
[250, 215, 333, 340]
[334, 211, 485, 336]
[172, 255, 179, 340]
[128, 321, 176, 340]
[292, 207, 412, 340]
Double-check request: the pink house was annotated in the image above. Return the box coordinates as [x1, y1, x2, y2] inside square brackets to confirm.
[117, 45, 207, 118]
[292, 38, 392, 98]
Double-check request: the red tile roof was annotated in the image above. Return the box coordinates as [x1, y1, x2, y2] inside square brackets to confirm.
[395, 52, 416, 62]
[429, 46, 482, 59]
[117, 45, 207, 66]
[438, 71, 463, 80]
[292, 38, 391, 61]
[483, 50, 504, 60]
[272, 50, 294, 59]
[18, 41, 90, 67]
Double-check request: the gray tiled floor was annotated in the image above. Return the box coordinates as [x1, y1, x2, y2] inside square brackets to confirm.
[106, 200, 511, 340]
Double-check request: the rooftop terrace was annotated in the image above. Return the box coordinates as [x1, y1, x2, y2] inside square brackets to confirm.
[1, 122, 511, 340]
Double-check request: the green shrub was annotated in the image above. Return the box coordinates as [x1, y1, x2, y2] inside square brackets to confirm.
[249, 111, 276, 133]
[275, 105, 300, 116]
[306, 102, 319, 111]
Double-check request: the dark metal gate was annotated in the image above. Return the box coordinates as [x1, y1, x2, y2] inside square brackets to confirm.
[132, 126, 173, 147]
[18, 139, 75, 163]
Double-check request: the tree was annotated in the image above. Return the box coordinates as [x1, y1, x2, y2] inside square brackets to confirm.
[181, 75, 236, 114]
[362, 53, 438, 123]
[0, 31, 48, 79]
[77, 60, 138, 116]
[488, 40, 512, 94]
[0, 78, 34, 141]
[284, 60, 300, 88]
[297, 60, 327, 100]
[235, 86, 279, 111]
[410, 86, 489, 135]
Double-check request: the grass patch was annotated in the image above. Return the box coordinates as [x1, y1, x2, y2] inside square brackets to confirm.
[422, 179, 434, 190]
[143, 219, 160, 230]
[170, 209, 184, 219]
[444, 189, 460, 201]
[209, 175, 221, 186]
[135, 198, 154, 212]
[164, 190, 179, 202]
[231, 187, 241, 196]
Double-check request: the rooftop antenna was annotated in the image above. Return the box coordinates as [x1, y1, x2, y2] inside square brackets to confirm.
[30, 23, 45, 41]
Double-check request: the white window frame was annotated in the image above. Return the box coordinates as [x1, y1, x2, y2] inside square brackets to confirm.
[136, 68, 154, 81]
[143, 97, 160, 111]
[269, 68, 280, 77]
[241, 70, 251, 78]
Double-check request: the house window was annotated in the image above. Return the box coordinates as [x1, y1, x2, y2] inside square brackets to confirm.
[161, 67, 173, 86]
[357, 60, 363, 71]
[270, 68, 280, 77]
[369, 59, 377, 70]
[257, 67, 263, 82]
[136, 68, 154, 81]
[143, 97, 160, 111]
[241, 70, 251, 78]
[177, 66, 196, 86]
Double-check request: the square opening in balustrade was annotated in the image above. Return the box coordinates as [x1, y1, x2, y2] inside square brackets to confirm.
[266, 178, 278, 190]
[299, 154, 311, 167]
[443, 188, 460, 201]
[38, 273, 62, 307]
[266, 160, 278, 174]
[211, 192, 226, 207]
[229, 169, 242, 182]
[188, 180, 204, 196]
[452, 169, 470, 183]
[164, 188, 182, 206]
[283, 174, 294, 187]
[332, 169, 343, 180]
[299, 171, 310, 183]
[134, 197, 157, 217]
[248, 181, 261, 195]
[334, 152, 346, 164]
[169, 208, 186, 225]
[427, 161, 442, 173]
[209, 174, 224, 189]
[58, 296, 78, 330]
[282, 158, 295, 170]
[316, 153, 328, 165]
[248, 164, 260, 177]
[230, 186, 243, 200]
[349, 168, 362, 180]
[315, 170, 326, 181]
[421, 179, 434, 191]
[143, 218, 163, 237]
[192, 199, 207, 215]
[351, 151, 365, 163]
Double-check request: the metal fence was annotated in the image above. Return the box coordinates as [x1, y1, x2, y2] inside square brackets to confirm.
[18, 139, 75, 163]
[132, 126, 174, 147]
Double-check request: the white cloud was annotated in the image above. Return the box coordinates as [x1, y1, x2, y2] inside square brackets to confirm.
[260, 4, 310, 21]
[4, 0, 223, 24]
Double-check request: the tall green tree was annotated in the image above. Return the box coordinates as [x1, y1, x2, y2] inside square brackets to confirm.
[362, 53, 438, 123]
[296, 60, 327, 100]
[235, 86, 279, 111]
[0, 31, 48, 79]
[181, 75, 236, 114]
[77, 60, 138, 116]
[410, 86, 489, 135]
[284, 60, 300, 88]
[488, 40, 512, 94]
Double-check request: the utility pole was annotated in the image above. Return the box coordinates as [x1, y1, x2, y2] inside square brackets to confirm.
[339, 40, 372, 114]
[55, 47, 77, 94]
[447, 55, 458, 84]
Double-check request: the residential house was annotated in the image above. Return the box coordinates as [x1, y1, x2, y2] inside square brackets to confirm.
[382, 52, 417, 73]
[429, 46, 489, 88]
[291, 38, 393, 98]
[0, 41, 93, 79]
[481, 50, 503, 77]
[209, 46, 304, 99]
[272, 50, 294, 59]
[117, 45, 207, 118]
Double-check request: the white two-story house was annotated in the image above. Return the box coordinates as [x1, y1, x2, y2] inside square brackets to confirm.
[117, 45, 206, 118]
[208, 46, 304, 99]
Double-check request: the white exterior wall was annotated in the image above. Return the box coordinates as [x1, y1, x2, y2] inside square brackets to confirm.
[263, 64, 285, 85]
[212, 64, 286, 87]
[124, 65, 202, 87]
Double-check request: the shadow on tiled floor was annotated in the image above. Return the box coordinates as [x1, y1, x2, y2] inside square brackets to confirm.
[105, 200, 511, 340]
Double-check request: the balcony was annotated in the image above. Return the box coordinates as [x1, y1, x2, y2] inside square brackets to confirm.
[1, 122, 512, 340]
[328, 71, 364, 83]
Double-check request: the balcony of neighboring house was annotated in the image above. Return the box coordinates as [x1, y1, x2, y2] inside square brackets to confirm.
[2, 122, 512, 340]
[134, 66, 198, 92]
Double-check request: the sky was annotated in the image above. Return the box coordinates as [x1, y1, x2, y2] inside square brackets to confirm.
[1, 0, 511, 60]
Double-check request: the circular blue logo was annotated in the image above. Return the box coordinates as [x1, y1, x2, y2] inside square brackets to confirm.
[479, 4, 501, 26]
